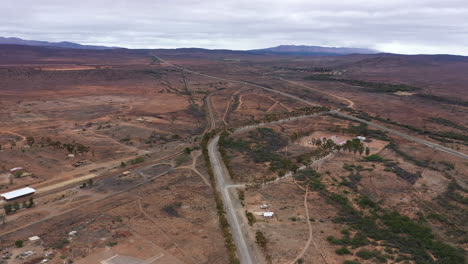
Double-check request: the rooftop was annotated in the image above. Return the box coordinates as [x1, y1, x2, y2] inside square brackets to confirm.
[1, 187, 36, 200]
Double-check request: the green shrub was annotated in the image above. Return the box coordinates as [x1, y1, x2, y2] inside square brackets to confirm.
[343, 261, 361, 264]
[364, 154, 385, 162]
[15, 240, 23, 248]
[356, 249, 376, 260]
[336, 247, 352, 255]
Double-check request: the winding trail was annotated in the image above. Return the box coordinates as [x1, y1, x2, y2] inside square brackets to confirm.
[291, 183, 329, 264]
[137, 194, 199, 264]
[222, 95, 233, 126]
[0, 130, 27, 144]
[154, 54, 467, 160]
[174, 150, 210, 187]
[291, 188, 312, 264]
[151, 54, 468, 264]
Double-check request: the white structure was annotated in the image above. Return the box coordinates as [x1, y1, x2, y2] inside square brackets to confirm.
[357, 136, 367, 141]
[10, 167, 23, 172]
[1, 187, 36, 200]
[28, 236, 40, 242]
[260, 204, 269, 209]
[263, 212, 274, 218]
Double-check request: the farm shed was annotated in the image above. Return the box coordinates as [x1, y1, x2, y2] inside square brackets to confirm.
[1, 187, 36, 201]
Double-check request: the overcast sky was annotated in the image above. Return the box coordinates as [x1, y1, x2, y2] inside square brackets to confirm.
[2, 0, 468, 55]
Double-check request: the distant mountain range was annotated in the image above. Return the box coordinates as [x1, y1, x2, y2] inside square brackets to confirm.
[0, 37, 117, 50]
[249, 45, 379, 56]
[0, 37, 379, 55]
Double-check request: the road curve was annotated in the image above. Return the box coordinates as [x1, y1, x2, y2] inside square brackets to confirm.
[155, 54, 467, 160]
[330, 111, 468, 160]
[277, 77, 355, 108]
[208, 136, 258, 264]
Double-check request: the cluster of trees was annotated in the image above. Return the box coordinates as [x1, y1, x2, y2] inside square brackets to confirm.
[347, 109, 468, 143]
[220, 128, 299, 179]
[292, 158, 464, 264]
[261, 106, 329, 124]
[255, 230, 267, 250]
[297, 137, 369, 167]
[326, 191, 465, 264]
[245, 211, 256, 226]
[33, 137, 91, 155]
[3, 197, 34, 215]
[304, 75, 420, 93]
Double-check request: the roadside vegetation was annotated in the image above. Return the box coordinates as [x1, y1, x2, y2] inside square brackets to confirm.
[304, 74, 420, 93]
[346, 109, 468, 144]
[201, 130, 240, 264]
[293, 168, 465, 264]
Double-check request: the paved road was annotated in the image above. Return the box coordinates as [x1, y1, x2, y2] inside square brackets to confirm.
[208, 136, 258, 264]
[154, 54, 468, 263]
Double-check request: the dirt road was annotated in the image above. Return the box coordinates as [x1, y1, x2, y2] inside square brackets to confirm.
[277, 77, 355, 108]
[154, 54, 467, 160]
[331, 110, 468, 159]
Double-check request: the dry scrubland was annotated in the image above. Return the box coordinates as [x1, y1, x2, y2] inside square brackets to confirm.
[0, 46, 466, 263]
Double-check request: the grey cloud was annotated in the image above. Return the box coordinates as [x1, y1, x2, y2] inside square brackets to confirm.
[1, 0, 467, 54]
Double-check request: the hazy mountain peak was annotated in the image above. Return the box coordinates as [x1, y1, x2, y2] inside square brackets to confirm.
[0, 36, 117, 50]
[250, 44, 379, 55]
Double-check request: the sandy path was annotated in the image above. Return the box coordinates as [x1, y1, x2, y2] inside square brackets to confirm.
[0, 169, 171, 238]
[174, 150, 210, 187]
[291, 182, 329, 264]
[221, 95, 232, 125]
[278, 78, 355, 109]
[0, 130, 27, 144]
[137, 195, 199, 264]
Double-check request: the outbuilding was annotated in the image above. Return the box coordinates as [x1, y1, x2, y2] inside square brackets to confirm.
[1, 187, 36, 201]
[263, 212, 274, 218]
[10, 167, 23, 173]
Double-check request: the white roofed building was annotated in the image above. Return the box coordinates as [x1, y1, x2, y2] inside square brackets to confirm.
[1, 187, 36, 200]
[263, 212, 274, 218]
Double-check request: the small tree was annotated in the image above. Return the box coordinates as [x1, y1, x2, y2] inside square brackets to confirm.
[245, 211, 256, 226]
[26, 136, 35, 147]
[255, 230, 267, 250]
[13, 202, 20, 212]
[28, 197, 35, 208]
[3, 204, 12, 214]
[365, 147, 370, 156]
[15, 240, 23, 248]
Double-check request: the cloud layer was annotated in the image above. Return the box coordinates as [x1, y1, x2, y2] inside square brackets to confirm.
[2, 0, 468, 54]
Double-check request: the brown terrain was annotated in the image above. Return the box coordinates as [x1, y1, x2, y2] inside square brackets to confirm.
[0, 44, 466, 264]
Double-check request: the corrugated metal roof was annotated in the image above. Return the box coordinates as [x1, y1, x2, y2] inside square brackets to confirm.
[1, 187, 36, 200]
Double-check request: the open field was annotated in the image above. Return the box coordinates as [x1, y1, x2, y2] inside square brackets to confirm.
[0, 45, 466, 263]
